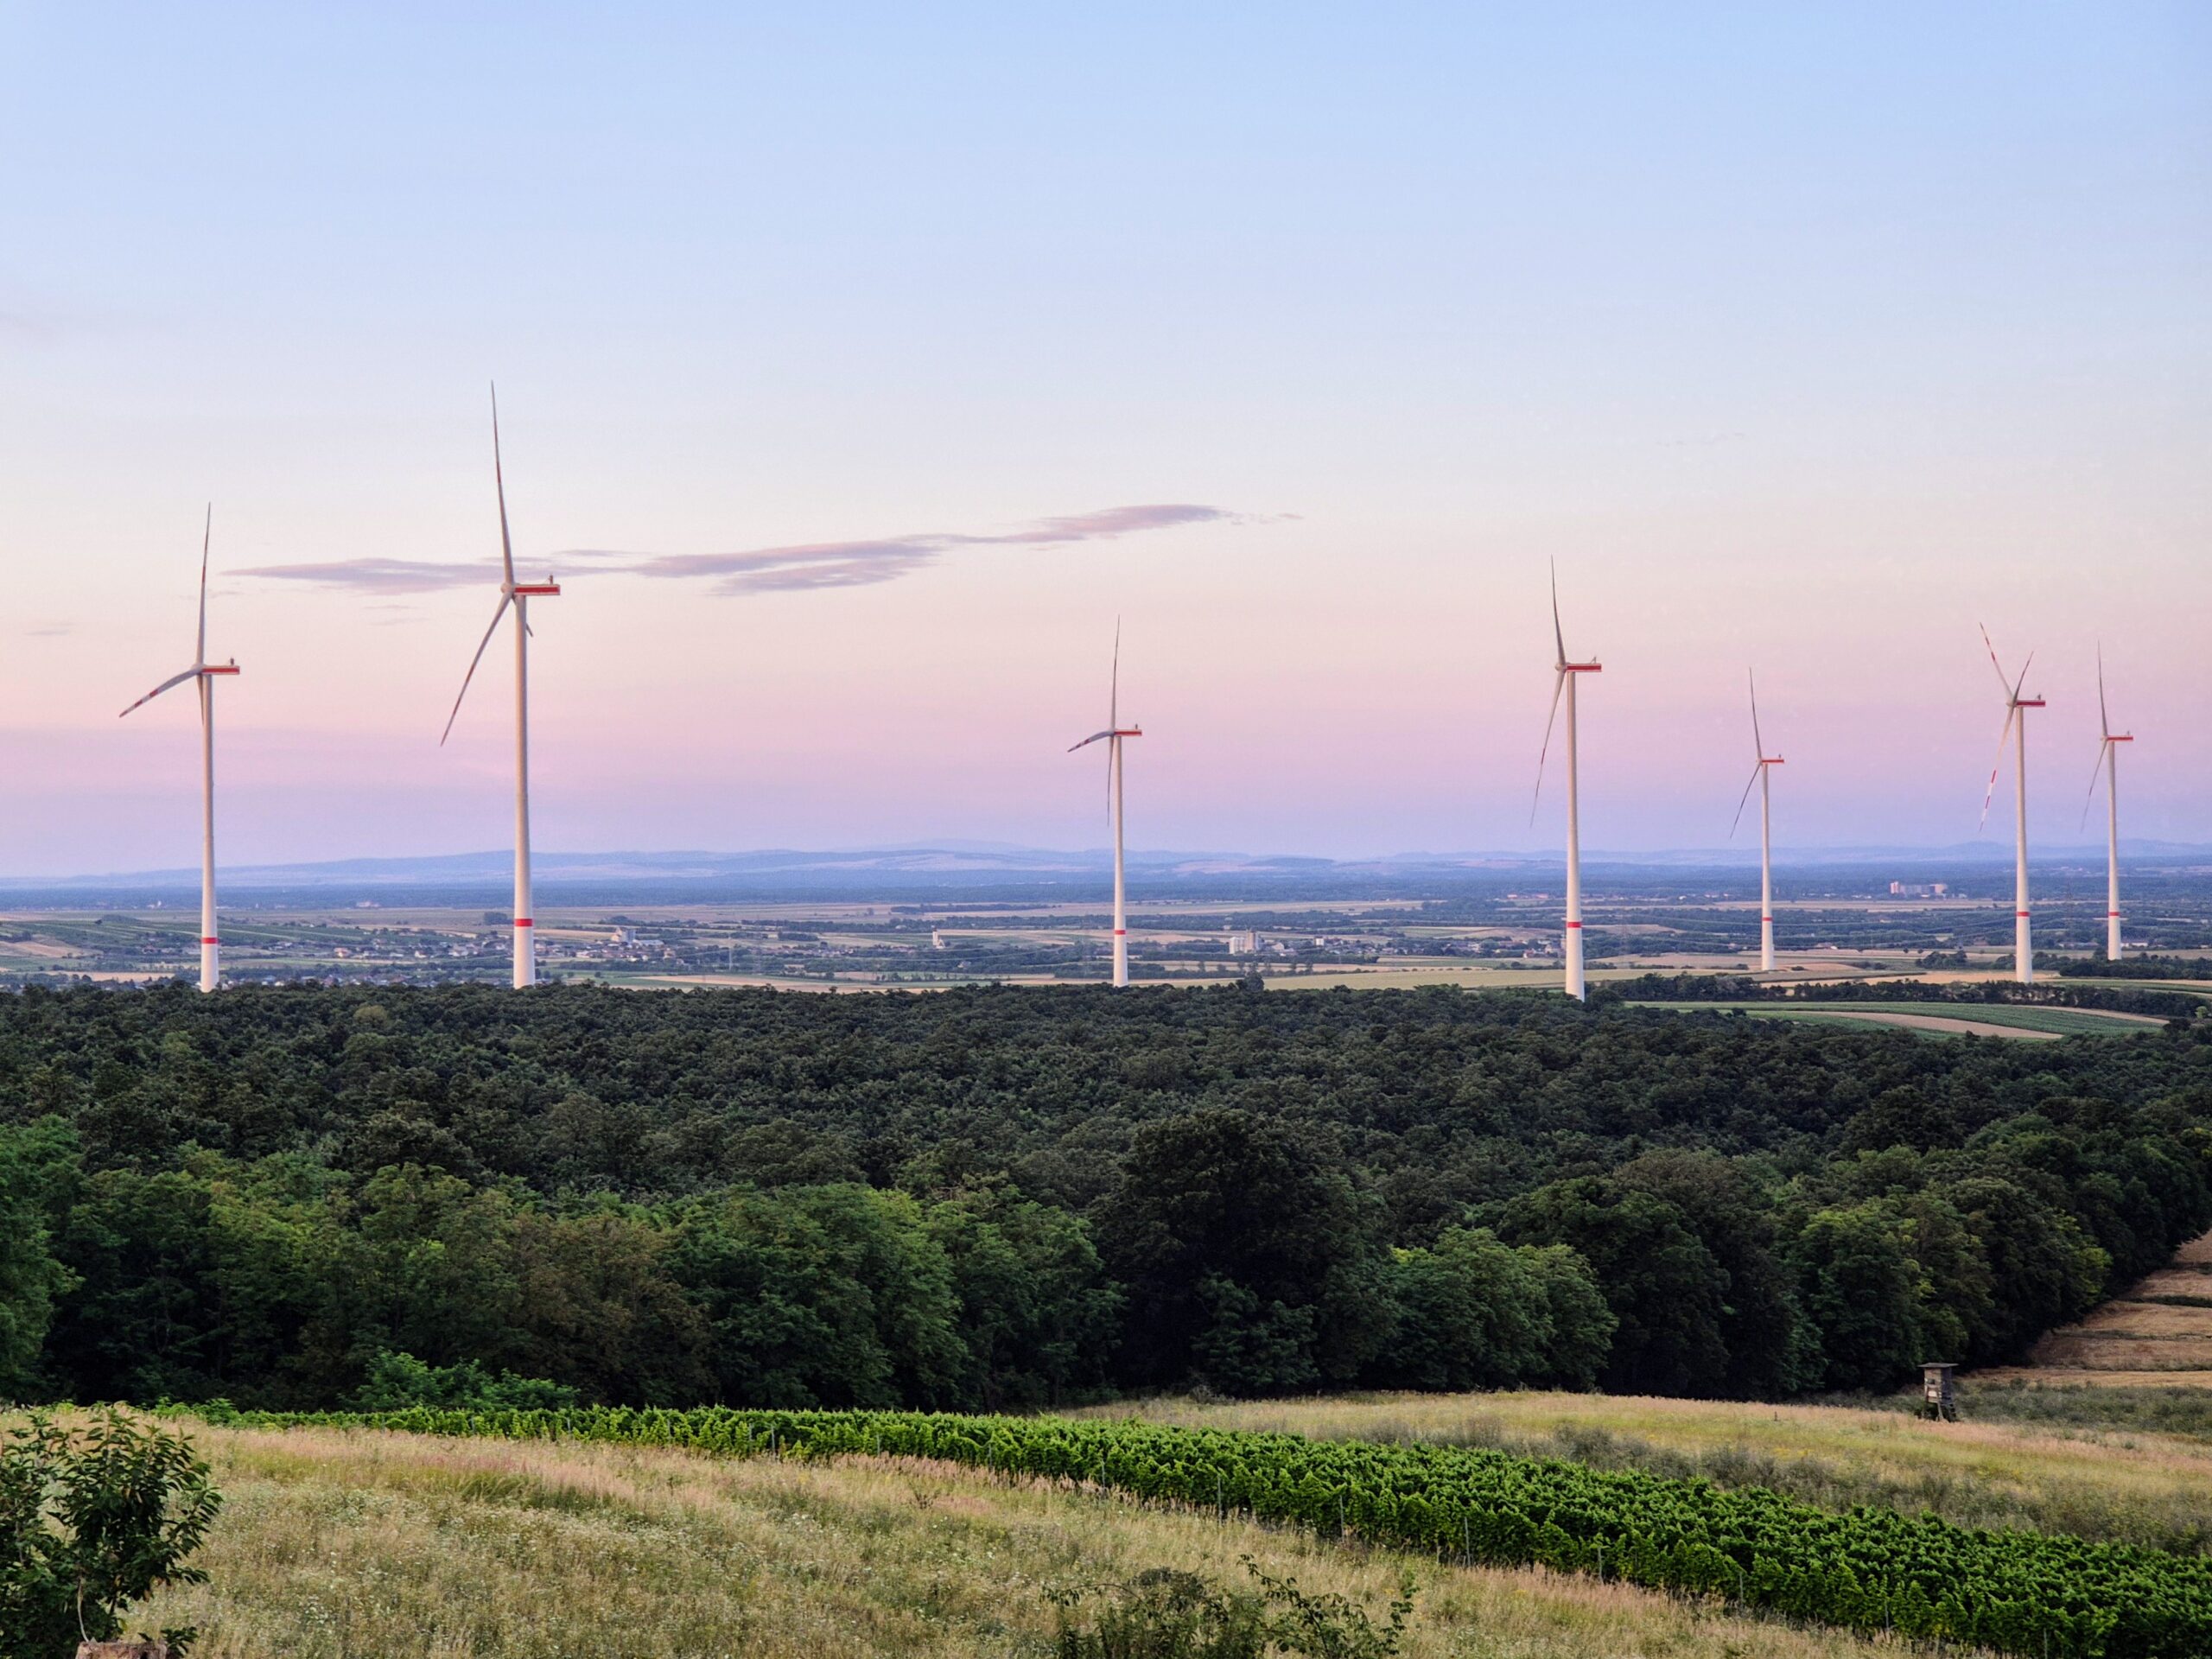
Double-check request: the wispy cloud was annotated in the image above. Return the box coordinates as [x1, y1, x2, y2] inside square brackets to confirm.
[238, 557, 497, 594]
[240, 505, 1236, 598]
[588, 503, 1232, 596]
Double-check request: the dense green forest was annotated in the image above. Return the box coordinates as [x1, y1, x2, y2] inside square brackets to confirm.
[0, 981, 2204, 1410]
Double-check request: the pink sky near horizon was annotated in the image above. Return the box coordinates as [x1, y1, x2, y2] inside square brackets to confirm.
[3, 5, 2206, 876]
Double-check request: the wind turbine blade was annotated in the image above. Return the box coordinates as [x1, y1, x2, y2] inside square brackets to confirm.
[196, 504, 211, 664]
[491, 382, 516, 591]
[441, 593, 513, 745]
[119, 666, 200, 719]
[1977, 705, 2019, 832]
[2012, 649, 2034, 706]
[1109, 619, 1120, 732]
[1530, 669, 1566, 825]
[1067, 730, 1114, 753]
[2080, 738, 2111, 833]
[1978, 624, 2012, 699]
[1549, 559, 1566, 666]
[2097, 645, 2110, 740]
[1728, 764, 1763, 841]
[1748, 667, 1764, 759]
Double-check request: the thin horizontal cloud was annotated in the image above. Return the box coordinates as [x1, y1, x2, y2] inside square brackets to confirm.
[238, 557, 499, 594]
[237, 504, 1236, 598]
[237, 552, 626, 595]
[578, 502, 1232, 597]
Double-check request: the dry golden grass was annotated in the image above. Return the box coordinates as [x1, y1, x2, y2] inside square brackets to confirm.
[1999, 1230, 2212, 1387]
[130, 1421, 1948, 1658]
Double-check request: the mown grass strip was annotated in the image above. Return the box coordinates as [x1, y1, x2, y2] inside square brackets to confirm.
[185, 1403, 2212, 1659]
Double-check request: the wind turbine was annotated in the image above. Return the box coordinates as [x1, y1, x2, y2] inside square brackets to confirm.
[1728, 670, 1785, 973]
[1068, 624, 1141, 987]
[119, 506, 239, 994]
[1533, 564, 1602, 1001]
[2081, 647, 2133, 963]
[1977, 626, 2044, 986]
[442, 387, 562, 988]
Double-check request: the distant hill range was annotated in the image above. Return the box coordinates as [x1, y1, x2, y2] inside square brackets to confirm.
[2, 838, 2206, 909]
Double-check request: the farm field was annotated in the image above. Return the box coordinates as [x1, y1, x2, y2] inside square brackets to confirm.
[128, 1419, 1924, 1659]
[1080, 1389, 2212, 1555]
[1642, 1001, 2163, 1038]
[1974, 1231, 2212, 1390]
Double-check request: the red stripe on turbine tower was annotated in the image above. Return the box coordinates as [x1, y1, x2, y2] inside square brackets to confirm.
[442, 385, 563, 989]
[1534, 563, 1599, 1001]
[118, 505, 235, 995]
[1068, 622, 1141, 987]
[1979, 626, 2041, 986]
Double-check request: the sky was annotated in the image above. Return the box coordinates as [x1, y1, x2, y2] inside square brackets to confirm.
[2, 3, 2207, 874]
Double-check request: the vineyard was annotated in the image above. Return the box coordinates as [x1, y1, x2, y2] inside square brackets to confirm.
[192, 1403, 2212, 1658]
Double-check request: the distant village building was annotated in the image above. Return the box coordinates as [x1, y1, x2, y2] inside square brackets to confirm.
[1225, 930, 1261, 955]
[1889, 881, 1949, 898]
[931, 929, 949, 950]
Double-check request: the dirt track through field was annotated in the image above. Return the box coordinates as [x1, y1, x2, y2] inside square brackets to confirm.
[1788, 1009, 2064, 1040]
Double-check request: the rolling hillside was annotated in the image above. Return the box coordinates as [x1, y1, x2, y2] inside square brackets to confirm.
[134, 1420, 1925, 1659]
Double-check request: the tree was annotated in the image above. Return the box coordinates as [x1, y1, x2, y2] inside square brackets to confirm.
[1383, 1229, 1552, 1391]
[0, 1126, 71, 1400]
[666, 1185, 967, 1408]
[1097, 1110, 1389, 1394]
[1790, 1202, 1923, 1389]
[924, 1186, 1122, 1408]
[1612, 1150, 1818, 1396]
[1942, 1176, 2108, 1359]
[1496, 1179, 1730, 1396]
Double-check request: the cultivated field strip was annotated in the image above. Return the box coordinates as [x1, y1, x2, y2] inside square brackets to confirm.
[195, 1404, 2212, 1658]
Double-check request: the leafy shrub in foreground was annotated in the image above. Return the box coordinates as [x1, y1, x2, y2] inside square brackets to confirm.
[1054, 1558, 1414, 1659]
[0, 1409, 219, 1659]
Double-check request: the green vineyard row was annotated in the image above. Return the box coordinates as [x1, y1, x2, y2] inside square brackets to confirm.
[192, 1403, 2212, 1658]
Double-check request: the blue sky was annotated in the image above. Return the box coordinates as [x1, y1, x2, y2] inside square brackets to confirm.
[2, 3, 2206, 871]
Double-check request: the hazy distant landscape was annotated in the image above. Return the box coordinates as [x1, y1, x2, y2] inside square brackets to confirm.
[4, 843, 2207, 995]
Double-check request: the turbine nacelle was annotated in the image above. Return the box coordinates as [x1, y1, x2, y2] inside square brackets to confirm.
[1068, 726, 1142, 753]
[118, 511, 242, 718]
[1975, 626, 2044, 834]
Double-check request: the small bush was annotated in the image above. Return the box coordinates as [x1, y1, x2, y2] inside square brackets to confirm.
[349, 1350, 580, 1413]
[0, 1408, 220, 1659]
[1054, 1560, 1414, 1659]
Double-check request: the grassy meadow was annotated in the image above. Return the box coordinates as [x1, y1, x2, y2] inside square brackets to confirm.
[1079, 1389, 2212, 1556]
[124, 1420, 1944, 1659]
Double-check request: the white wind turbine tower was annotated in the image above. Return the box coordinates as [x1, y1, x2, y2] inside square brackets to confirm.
[442, 388, 563, 988]
[1068, 625, 1142, 987]
[1977, 626, 2044, 986]
[1533, 565, 1602, 1001]
[2081, 647, 2133, 963]
[1728, 671, 1786, 973]
[119, 506, 240, 994]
